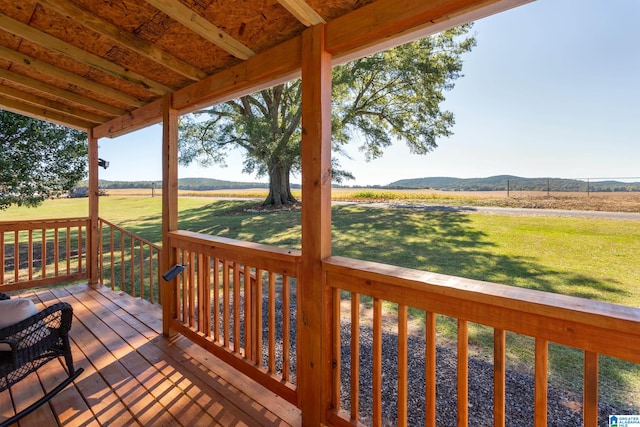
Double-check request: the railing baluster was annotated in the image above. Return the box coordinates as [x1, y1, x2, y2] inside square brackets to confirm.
[65, 226, 71, 274]
[78, 224, 83, 272]
[14, 230, 19, 282]
[535, 338, 549, 427]
[181, 249, 188, 324]
[457, 319, 469, 427]
[148, 246, 153, 302]
[197, 253, 205, 334]
[28, 230, 33, 280]
[120, 229, 125, 289]
[202, 255, 212, 336]
[584, 351, 599, 427]
[351, 292, 360, 422]
[494, 329, 506, 427]
[233, 262, 241, 353]
[188, 251, 195, 327]
[255, 268, 263, 365]
[0, 231, 4, 285]
[129, 235, 134, 295]
[425, 311, 436, 427]
[223, 260, 230, 348]
[244, 264, 253, 360]
[268, 271, 276, 373]
[139, 242, 144, 298]
[109, 224, 115, 288]
[41, 229, 46, 279]
[213, 258, 220, 342]
[282, 275, 291, 381]
[398, 304, 408, 427]
[53, 228, 59, 277]
[331, 286, 340, 411]
[99, 220, 104, 285]
[373, 297, 382, 427]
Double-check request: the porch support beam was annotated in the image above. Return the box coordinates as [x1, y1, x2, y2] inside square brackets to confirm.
[299, 24, 333, 425]
[161, 94, 179, 337]
[88, 131, 99, 288]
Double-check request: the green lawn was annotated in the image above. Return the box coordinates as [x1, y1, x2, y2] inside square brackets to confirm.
[3, 196, 640, 407]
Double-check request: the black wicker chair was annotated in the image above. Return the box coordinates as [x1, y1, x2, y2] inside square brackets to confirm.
[0, 293, 83, 427]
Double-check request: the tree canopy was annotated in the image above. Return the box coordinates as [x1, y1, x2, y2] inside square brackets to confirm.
[0, 111, 87, 210]
[179, 25, 476, 207]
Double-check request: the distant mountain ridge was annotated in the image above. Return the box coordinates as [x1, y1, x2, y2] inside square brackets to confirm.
[388, 175, 640, 192]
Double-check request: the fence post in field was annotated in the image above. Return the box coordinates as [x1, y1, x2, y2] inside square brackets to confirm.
[547, 178, 550, 196]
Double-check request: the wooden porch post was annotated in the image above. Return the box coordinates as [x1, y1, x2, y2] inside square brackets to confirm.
[88, 130, 99, 288]
[161, 94, 179, 337]
[299, 24, 333, 426]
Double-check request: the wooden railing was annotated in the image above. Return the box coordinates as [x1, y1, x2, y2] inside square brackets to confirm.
[161, 229, 640, 426]
[0, 218, 89, 292]
[323, 256, 640, 427]
[98, 218, 162, 304]
[166, 230, 301, 405]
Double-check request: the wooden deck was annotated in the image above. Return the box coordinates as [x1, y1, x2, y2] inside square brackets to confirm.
[1, 284, 301, 427]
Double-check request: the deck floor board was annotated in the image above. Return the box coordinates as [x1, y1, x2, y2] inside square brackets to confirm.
[1, 284, 300, 426]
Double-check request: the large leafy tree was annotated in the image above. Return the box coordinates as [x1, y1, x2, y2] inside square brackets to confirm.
[0, 111, 88, 210]
[179, 25, 476, 207]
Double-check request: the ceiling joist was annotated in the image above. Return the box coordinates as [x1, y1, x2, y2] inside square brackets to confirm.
[37, 0, 208, 82]
[0, 67, 126, 117]
[0, 96, 93, 130]
[0, 45, 144, 108]
[0, 85, 107, 124]
[144, 0, 256, 60]
[0, 13, 171, 96]
[277, 0, 325, 27]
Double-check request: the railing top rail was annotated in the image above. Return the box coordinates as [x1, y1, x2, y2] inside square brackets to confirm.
[169, 230, 301, 276]
[0, 217, 90, 232]
[99, 217, 162, 251]
[324, 255, 640, 362]
[170, 230, 301, 260]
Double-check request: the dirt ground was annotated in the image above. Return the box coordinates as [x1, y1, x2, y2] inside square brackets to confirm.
[449, 192, 640, 213]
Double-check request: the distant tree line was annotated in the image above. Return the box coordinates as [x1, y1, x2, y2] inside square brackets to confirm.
[90, 178, 302, 191]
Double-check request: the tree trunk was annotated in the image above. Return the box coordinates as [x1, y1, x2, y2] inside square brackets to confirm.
[264, 162, 297, 207]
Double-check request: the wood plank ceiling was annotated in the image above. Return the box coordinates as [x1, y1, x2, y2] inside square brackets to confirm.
[0, 0, 530, 137]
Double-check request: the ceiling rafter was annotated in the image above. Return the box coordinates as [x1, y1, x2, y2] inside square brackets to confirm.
[277, 0, 325, 26]
[0, 67, 126, 117]
[0, 85, 107, 124]
[0, 13, 172, 96]
[37, 0, 208, 82]
[0, 96, 93, 130]
[0, 45, 144, 108]
[144, 0, 255, 60]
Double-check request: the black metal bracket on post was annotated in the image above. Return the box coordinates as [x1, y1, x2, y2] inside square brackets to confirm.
[162, 264, 187, 281]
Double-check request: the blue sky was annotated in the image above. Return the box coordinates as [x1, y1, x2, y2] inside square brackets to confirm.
[98, 0, 640, 186]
